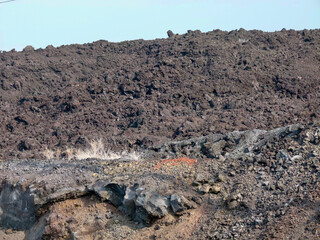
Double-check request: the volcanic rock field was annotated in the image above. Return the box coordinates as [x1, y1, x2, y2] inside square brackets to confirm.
[0, 29, 319, 239]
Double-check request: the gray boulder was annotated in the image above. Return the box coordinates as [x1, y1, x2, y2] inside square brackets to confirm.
[135, 190, 170, 218]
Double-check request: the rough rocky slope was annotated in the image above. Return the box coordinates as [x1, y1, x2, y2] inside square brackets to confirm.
[0, 123, 320, 239]
[0, 29, 319, 159]
[0, 28, 320, 239]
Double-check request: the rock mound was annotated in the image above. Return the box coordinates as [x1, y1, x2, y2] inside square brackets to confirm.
[0, 29, 319, 159]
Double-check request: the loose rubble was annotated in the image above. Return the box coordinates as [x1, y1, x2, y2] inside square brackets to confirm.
[0, 28, 319, 239]
[0, 123, 319, 239]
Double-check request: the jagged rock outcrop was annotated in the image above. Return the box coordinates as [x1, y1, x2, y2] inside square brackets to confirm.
[146, 123, 302, 160]
[1, 123, 320, 239]
[0, 29, 319, 160]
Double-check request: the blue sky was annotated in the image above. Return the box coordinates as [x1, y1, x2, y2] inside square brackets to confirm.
[0, 0, 319, 51]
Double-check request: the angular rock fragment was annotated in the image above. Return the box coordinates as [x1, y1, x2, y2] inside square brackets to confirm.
[210, 185, 221, 194]
[135, 190, 170, 218]
[170, 194, 183, 213]
[170, 194, 196, 214]
[167, 30, 174, 38]
[93, 182, 126, 207]
[276, 150, 290, 161]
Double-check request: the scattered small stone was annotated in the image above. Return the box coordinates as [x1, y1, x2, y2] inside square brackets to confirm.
[291, 155, 302, 161]
[276, 150, 290, 161]
[192, 181, 201, 187]
[228, 200, 238, 209]
[210, 185, 221, 194]
[219, 155, 225, 162]
[230, 193, 242, 202]
[276, 181, 284, 190]
[105, 211, 113, 219]
[70, 232, 79, 240]
[198, 184, 211, 194]
[5, 229, 13, 234]
[247, 156, 254, 163]
[23, 45, 35, 52]
[149, 234, 156, 240]
[167, 30, 174, 38]
[268, 184, 275, 191]
[254, 219, 263, 225]
[191, 196, 202, 205]
[217, 174, 226, 182]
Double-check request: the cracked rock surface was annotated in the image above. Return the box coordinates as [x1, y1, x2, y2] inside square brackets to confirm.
[1, 123, 320, 239]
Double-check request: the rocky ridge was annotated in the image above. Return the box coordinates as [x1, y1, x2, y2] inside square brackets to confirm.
[0, 28, 319, 159]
